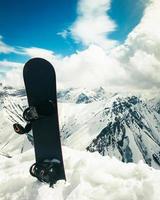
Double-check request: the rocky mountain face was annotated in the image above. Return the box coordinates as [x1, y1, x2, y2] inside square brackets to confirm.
[1, 87, 160, 168]
[86, 96, 160, 167]
[57, 88, 160, 168]
[148, 97, 160, 114]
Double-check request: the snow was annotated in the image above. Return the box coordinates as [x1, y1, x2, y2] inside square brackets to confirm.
[0, 147, 160, 200]
[1, 88, 160, 199]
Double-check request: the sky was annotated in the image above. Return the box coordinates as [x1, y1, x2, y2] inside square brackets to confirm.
[0, 0, 160, 91]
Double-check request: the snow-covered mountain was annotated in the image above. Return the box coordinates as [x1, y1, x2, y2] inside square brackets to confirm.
[1, 87, 160, 169]
[86, 95, 160, 168]
[57, 87, 107, 103]
[1, 86, 160, 199]
[60, 92, 160, 168]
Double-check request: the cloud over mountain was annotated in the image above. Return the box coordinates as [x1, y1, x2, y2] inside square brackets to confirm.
[2, 0, 160, 91]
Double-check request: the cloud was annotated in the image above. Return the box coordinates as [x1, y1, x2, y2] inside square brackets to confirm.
[3, 67, 24, 88]
[0, 47, 58, 88]
[0, 60, 23, 88]
[111, 0, 160, 89]
[0, 35, 16, 54]
[0, 60, 23, 68]
[21, 47, 56, 62]
[57, 30, 69, 39]
[0, 47, 57, 87]
[70, 0, 117, 49]
[1, 45, 124, 89]
[2, 0, 160, 91]
[53, 45, 127, 89]
[54, 0, 160, 90]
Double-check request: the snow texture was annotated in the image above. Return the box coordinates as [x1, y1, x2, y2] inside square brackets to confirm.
[1, 87, 160, 199]
[1, 147, 160, 200]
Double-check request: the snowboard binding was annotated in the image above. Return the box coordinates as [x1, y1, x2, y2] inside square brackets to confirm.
[23, 100, 56, 122]
[30, 159, 62, 187]
[13, 123, 26, 135]
[23, 107, 39, 121]
[23, 107, 38, 121]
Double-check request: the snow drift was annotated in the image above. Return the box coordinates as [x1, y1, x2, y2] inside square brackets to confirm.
[0, 147, 160, 200]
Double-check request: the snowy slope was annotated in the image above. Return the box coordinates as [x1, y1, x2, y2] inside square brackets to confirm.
[148, 97, 160, 114]
[1, 146, 160, 200]
[60, 91, 160, 169]
[0, 88, 31, 156]
[1, 87, 160, 199]
[1, 87, 160, 168]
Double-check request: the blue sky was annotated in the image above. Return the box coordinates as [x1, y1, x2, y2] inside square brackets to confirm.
[0, 0, 146, 61]
[2, 0, 158, 91]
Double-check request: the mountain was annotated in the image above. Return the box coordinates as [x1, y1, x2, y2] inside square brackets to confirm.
[1, 86, 160, 199]
[86, 95, 160, 167]
[58, 88, 160, 169]
[57, 87, 107, 103]
[1, 86, 160, 169]
[148, 97, 160, 114]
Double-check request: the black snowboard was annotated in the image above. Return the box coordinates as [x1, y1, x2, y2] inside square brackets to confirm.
[23, 57, 66, 182]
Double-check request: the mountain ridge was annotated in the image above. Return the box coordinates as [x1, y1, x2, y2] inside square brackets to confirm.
[1, 87, 160, 169]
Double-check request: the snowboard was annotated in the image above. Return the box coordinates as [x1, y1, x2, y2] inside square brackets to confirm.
[23, 57, 66, 185]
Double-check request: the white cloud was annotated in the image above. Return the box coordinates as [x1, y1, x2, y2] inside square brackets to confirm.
[54, 0, 160, 90]
[0, 35, 16, 54]
[0, 60, 23, 88]
[111, 0, 160, 89]
[0, 47, 57, 88]
[0, 60, 23, 68]
[2, 0, 160, 91]
[57, 30, 69, 39]
[70, 0, 117, 49]
[21, 47, 56, 62]
[3, 67, 24, 88]
[53, 45, 127, 89]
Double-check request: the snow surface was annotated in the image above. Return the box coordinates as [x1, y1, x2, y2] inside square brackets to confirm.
[1, 147, 160, 200]
[1, 87, 160, 199]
